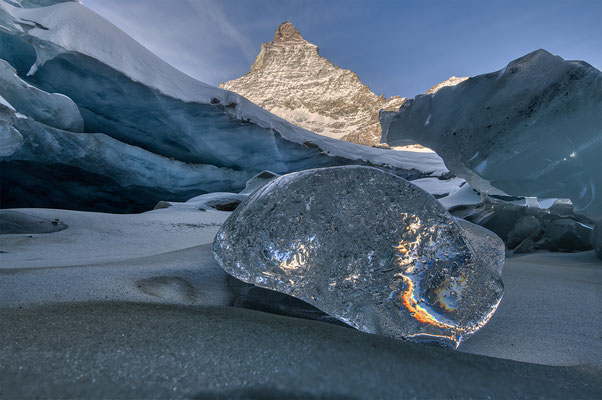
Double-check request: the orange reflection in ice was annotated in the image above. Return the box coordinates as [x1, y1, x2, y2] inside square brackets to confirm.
[392, 213, 502, 347]
[393, 213, 463, 345]
[400, 275, 460, 333]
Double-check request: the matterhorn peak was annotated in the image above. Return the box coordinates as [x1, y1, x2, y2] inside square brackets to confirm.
[220, 22, 406, 146]
[273, 21, 305, 43]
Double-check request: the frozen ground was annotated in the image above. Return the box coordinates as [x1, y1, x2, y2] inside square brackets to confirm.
[0, 208, 228, 268]
[0, 207, 600, 398]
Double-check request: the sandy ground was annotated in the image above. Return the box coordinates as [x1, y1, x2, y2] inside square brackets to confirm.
[460, 250, 602, 367]
[1, 302, 599, 399]
[1, 208, 601, 398]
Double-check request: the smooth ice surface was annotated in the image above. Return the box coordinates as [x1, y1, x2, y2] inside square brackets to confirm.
[213, 166, 505, 347]
[381, 49, 602, 222]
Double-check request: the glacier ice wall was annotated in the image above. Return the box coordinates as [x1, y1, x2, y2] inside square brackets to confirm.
[0, 1, 447, 175]
[381, 49, 602, 222]
[0, 0, 449, 212]
[0, 58, 83, 131]
[0, 98, 255, 212]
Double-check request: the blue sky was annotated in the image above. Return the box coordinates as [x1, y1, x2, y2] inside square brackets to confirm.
[85, 0, 602, 98]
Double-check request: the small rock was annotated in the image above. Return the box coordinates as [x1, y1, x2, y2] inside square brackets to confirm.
[507, 215, 541, 249]
[240, 170, 280, 195]
[153, 201, 172, 210]
[0, 210, 67, 234]
[451, 198, 593, 253]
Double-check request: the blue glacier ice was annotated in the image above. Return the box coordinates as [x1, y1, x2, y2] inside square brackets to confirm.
[381, 50, 602, 225]
[0, 0, 449, 212]
[0, 96, 257, 212]
[0, 58, 83, 131]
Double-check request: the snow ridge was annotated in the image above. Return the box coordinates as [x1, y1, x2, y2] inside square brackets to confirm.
[426, 76, 470, 95]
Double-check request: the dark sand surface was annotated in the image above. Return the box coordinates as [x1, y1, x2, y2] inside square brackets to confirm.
[1, 302, 600, 399]
[459, 250, 602, 367]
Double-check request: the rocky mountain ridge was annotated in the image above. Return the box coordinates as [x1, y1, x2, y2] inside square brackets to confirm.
[220, 22, 405, 146]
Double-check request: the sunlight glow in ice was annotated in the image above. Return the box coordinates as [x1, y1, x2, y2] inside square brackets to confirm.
[214, 167, 505, 348]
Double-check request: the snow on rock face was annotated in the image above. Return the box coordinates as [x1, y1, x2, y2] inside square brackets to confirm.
[0, 3, 447, 181]
[0, 58, 83, 131]
[213, 166, 505, 348]
[220, 22, 406, 146]
[426, 76, 470, 95]
[381, 49, 602, 223]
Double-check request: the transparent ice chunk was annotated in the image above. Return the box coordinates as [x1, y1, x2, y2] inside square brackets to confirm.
[213, 166, 505, 347]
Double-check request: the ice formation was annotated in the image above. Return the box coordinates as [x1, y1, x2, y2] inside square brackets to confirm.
[0, 0, 449, 211]
[0, 0, 447, 172]
[0, 58, 83, 131]
[0, 99, 255, 212]
[213, 166, 505, 347]
[381, 49, 602, 225]
[451, 197, 593, 254]
[239, 170, 281, 194]
[154, 171, 282, 212]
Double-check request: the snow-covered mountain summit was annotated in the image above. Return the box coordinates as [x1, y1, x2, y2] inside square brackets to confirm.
[220, 22, 405, 146]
